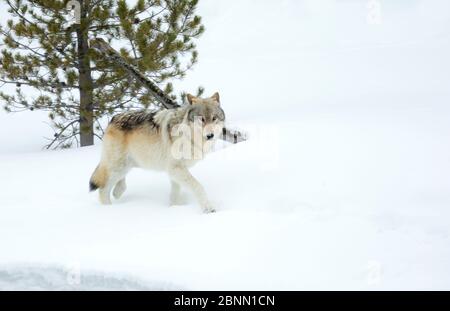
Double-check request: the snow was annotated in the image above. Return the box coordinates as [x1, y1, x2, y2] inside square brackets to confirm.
[1, 0, 450, 290]
[0, 265, 166, 290]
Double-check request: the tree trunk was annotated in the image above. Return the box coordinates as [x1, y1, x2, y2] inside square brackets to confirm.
[77, 0, 94, 147]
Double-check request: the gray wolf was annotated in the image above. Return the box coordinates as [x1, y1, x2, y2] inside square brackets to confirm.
[89, 92, 225, 213]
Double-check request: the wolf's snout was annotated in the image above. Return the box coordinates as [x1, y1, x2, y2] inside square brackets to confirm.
[206, 133, 214, 140]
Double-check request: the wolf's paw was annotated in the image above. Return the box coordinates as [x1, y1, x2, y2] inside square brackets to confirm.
[100, 199, 112, 205]
[202, 202, 216, 214]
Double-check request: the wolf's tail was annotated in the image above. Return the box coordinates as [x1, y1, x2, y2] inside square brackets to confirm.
[89, 164, 107, 192]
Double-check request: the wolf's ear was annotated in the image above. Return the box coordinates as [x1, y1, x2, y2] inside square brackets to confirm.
[186, 93, 196, 105]
[211, 92, 220, 104]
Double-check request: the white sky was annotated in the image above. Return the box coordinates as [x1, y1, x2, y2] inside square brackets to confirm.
[0, 0, 449, 141]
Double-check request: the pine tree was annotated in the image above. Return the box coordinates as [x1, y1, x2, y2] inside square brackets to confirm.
[0, 0, 204, 148]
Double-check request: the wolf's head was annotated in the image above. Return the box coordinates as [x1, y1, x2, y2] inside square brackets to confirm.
[185, 92, 225, 143]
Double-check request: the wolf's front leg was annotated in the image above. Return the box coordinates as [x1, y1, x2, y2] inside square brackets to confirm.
[169, 179, 183, 205]
[168, 165, 215, 213]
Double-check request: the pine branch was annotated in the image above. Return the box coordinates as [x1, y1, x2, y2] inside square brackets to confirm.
[90, 37, 180, 109]
[90, 38, 247, 144]
[45, 119, 78, 149]
[1, 0, 209, 149]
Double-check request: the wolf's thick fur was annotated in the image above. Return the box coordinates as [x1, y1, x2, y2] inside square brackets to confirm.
[89, 92, 225, 213]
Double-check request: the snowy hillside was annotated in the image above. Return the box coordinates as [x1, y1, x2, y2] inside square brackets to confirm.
[1, 0, 450, 290]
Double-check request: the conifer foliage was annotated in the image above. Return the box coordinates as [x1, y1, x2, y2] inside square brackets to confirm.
[0, 0, 204, 148]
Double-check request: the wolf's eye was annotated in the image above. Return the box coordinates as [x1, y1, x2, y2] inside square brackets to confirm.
[212, 116, 217, 122]
[201, 117, 205, 123]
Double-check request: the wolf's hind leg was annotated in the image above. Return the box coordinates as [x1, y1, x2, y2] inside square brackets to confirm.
[99, 182, 113, 205]
[98, 169, 126, 205]
[113, 178, 127, 199]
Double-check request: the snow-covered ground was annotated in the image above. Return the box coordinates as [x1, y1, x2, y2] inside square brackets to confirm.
[1, 0, 450, 290]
